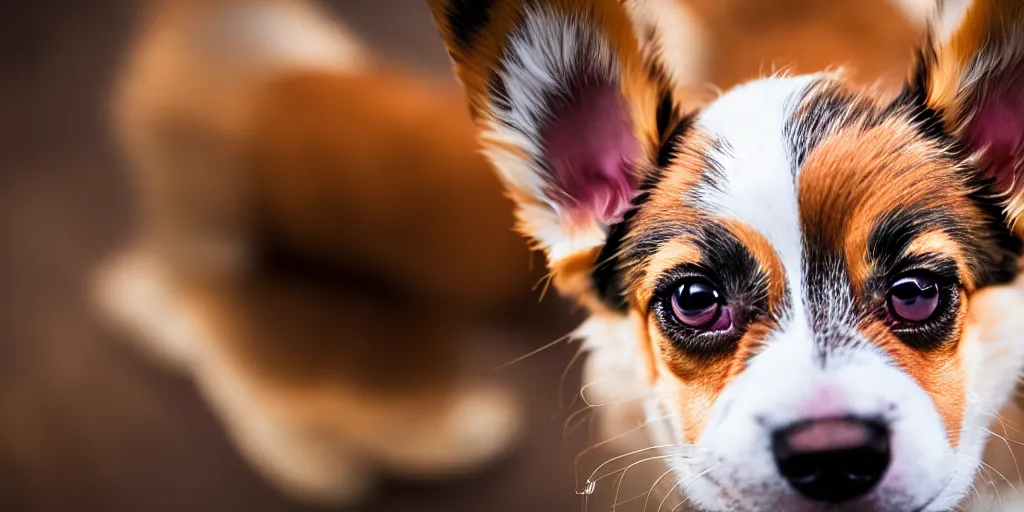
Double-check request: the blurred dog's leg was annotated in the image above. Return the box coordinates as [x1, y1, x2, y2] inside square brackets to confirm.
[94, 248, 200, 369]
[168, 274, 522, 500]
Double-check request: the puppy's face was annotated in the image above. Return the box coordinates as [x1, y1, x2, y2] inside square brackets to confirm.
[623, 75, 1024, 511]
[431, 0, 1024, 509]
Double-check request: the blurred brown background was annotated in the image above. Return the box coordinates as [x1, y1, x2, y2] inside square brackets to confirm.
[0, 1, 585, 510]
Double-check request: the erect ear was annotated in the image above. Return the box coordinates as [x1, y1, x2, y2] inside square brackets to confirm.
[915, 0, 1024, 228]
[429, 0, 685, 310]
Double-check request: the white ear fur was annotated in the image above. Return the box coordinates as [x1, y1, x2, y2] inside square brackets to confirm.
[934, 0, 972, 40]
[626, 0, 708, 93]
[889, 0, 938, 28]
[480, 6, 625, 263]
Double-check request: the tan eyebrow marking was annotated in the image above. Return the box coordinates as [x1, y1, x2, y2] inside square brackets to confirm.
[718, 218, 789, 315]
[636, 236, 702, 307]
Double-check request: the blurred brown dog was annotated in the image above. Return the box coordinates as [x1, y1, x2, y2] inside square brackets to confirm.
[98, 0, 1024, 510]
[95, 0, 541, 504]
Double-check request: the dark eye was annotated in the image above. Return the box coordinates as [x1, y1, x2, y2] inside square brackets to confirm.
[671, 278, 732, 331]
[887, 275, 940, 323]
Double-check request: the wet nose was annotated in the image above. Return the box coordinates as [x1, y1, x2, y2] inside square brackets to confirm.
[771, 418, 890, 503]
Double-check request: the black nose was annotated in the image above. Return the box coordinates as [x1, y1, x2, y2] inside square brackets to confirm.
[772, 419, 890, 503]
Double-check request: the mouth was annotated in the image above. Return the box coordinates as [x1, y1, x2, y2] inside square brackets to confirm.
[684, 475, 951, 512]
[909, 470, 959, 512]
[674, 450, 958, 512]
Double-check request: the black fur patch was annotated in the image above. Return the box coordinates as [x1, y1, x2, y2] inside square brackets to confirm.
[655, 90, 675, 139]
[889, 56, 959, 150]
[486, 67, 511, 123]
[699, 138, 731, 194]
[591, 107, 694, 313]
[592, 219, 631, 312]
[649, 222, 772, 359]
[889, 65, 1024, 289]
[866, 205, 962, 274]
[445, 0, 498, 50]
[861, 209, 965, 351]
[963, 182, 1024, 288]
[800, 241, 861, 358]
[656, 113, 695, 169]
[785, 81, 877, 170]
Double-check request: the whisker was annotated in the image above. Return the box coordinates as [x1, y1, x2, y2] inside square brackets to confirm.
[604, 468, 678, 511]
[588, 452, 687, 503]
[583, 447, 680, 489]
[563, 389, 655, 439]
[559, 345, 588, 410]
[991, 405, 1024, 438]
[493, 332, 573, 370]
[574, 414, 682, 495]
[578, 380, 645, 408]
[585, 445, 704, 489]
[641, 466, 680, 512]
[607, 458, 674, 511]
[607, 446, 698, 511]
[981, 402, 1024, 487]
[976, 462, 1005, 510]
[565, 372, 646, 414]
[984, 427, 1023, 484]
[980, 459, 1017, 494]
[538, 270, 556, 302]
[576, 414, 682, 469]
[565, 407, 595, 440]
[967, 481, 982, 507]
[531, 268, 555, 292]
[662, 464, 720, 512]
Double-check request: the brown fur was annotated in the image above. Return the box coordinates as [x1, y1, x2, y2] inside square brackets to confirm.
[429, 0, 678, 293]
[797, 114, 984, 293]
[624, 132, 716, 307]
[432, 1, 1024, 507]
[249, 70, 533, 314]
[790, 96, 1003, 444]
[687, 0, 920, 92]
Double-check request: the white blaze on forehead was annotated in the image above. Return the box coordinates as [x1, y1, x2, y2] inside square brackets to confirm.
[694, 75, 818, 329]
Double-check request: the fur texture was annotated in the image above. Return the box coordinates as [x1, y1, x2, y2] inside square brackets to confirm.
[430, 0, 1024, 510]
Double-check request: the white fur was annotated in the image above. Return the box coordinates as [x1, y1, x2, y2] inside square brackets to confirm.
[93, 249, 201, 369]
[888, 0, 937, 27]
[193, 0, 367, 75]
[935, 0, 974, 43]
[688, 331, 956, 510]
[579, 75, 1024, 510]
[95, 248, 524, 503]
[933, 279, 1024, 510]
[627, 0, 708, 88]
[696, 75, 817, 328]
[483, 6, 620, 263]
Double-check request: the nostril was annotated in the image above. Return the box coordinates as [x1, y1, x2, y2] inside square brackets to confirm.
[772, 419, 890, 503]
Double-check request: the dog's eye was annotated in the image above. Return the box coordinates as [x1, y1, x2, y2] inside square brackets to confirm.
[887, 275, 940, 323]
[671, 278, 732, 331]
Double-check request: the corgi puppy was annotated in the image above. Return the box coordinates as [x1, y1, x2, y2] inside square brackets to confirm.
[95, 0, 540, 504]
[428, 0, 1024, 510]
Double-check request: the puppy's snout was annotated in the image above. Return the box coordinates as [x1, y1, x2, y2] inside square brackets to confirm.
[771, 418, 890, 503]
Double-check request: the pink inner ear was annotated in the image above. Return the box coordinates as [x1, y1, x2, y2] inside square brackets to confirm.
[542, 83, 640, 226]
[965, 90, 1024, 190]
